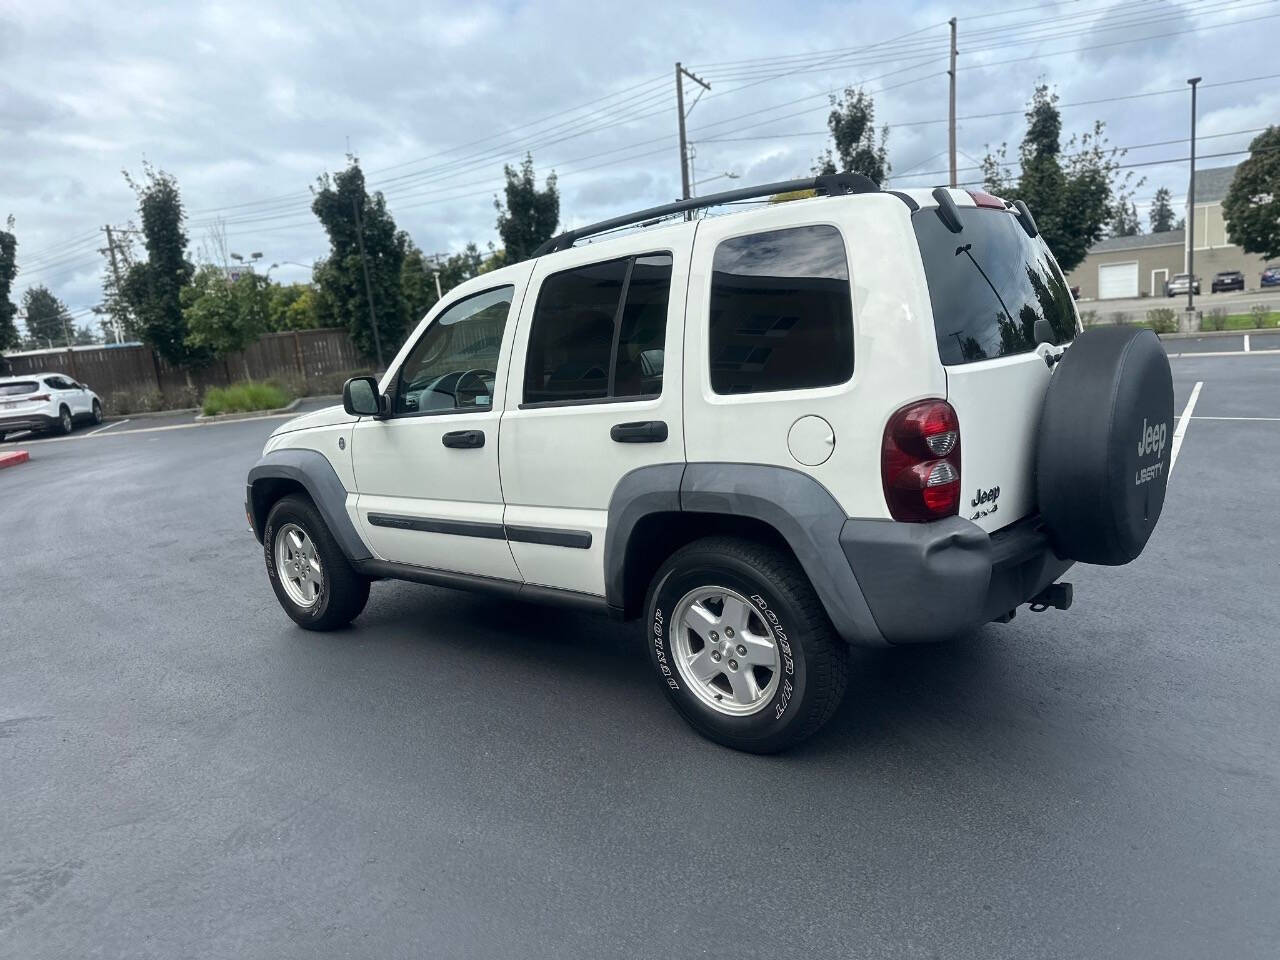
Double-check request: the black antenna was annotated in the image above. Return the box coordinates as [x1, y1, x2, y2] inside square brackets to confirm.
[532, 173, 879, 257]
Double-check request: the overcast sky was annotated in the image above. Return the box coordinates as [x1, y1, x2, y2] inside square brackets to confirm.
[3, 0, 1276, 334]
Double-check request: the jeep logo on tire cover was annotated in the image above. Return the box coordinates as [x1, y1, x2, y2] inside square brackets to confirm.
[1137, 417, 1168, 459]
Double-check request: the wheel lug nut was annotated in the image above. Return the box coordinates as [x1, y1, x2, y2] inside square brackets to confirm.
[728, 659, 738, 670]
[725, 627, 735, 638]
[736, 644, 747, 656]
[711, 650, 721, 662]
[709, 631, 719, 641]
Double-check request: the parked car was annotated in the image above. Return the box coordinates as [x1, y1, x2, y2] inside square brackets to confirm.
[246, 177, 1174, 753]
[0, 373, 103, 441]
[1261, 265, 1280, 288]
[1166, 273, 1200, 296]
[1211, 270, 1245, 293]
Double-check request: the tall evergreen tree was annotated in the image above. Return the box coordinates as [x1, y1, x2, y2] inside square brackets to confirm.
[1149, 187, 1177, 233]
[0, 216, 18, 352]
[495, 155, 559, 263]
[982, 85, 1136, 273]
[1110, 201, 1141, 237]
[120, 164, 201, 366]
[22, 285, 73, 347]
[312, 159, 410, 361]
[813, 87, 890, 183]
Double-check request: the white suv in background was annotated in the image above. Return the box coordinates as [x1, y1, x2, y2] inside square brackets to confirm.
[0, 373, 103, 441]
[246, 173, 1174, 753]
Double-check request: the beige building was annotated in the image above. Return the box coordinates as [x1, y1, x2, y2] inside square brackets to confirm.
[1065, 164, 1274, 300]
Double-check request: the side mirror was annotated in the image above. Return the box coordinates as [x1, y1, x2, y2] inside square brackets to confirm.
[343, 376, 385, 417]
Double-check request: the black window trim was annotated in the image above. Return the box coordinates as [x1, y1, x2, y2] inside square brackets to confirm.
[389, 283, 516, 421]
[518, 249, 672, 410]
[705, 221, 856, 397]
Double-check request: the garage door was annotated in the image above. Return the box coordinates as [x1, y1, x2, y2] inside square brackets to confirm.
[1098, 261, 1138, 299]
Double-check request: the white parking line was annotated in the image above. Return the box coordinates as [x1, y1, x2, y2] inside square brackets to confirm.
[1244, 333, 1251, 352]
[13, 411, 301, 445]
[86, 419, 129, 436]
[1169, 381, 1203, 478]
[1191, 415, 1280, 421]
[1168, 348, 1280, 358]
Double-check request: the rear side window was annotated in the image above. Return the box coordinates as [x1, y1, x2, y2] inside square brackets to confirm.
[523, 253, 672, 405]
[0, 381, 39, 396]
[708, 225, 853, 395]
[913, 206, 1077, 365]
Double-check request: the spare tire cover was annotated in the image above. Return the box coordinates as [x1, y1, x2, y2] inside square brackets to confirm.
[1036, 326, 1174, 566]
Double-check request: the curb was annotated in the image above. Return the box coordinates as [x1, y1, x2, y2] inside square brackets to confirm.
[194, 398, 304, 423]
[104, 407, 198, 422]
[0, 450, 30, 469]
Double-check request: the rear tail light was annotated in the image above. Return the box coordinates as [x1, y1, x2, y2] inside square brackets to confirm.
[26, 394, 51, 403]
[881, 399, 961, 522]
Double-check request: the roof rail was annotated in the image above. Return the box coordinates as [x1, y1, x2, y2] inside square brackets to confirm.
[531, 172, 879, 257]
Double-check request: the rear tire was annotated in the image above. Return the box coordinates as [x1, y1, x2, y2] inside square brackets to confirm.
[264, 494, 370, 630]
[645, 536, 848, 754]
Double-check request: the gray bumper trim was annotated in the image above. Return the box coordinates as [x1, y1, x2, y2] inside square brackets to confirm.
[840, 515, 1073, 644]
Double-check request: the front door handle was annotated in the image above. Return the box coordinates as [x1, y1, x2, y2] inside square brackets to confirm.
[610, 420, 668, 443]
[442, 429, 485, 449]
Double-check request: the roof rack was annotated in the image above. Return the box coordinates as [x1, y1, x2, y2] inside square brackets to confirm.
[531, 172, 879, 257]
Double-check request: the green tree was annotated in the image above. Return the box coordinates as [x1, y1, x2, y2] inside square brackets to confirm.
[401, 244, 440, 323]
[120, 164, 201, 366]
[813, 87, 890, 183]
[1149, 186, 1177, 233]
[1223, 126, 1280, 260]
[72, 324, 99, 346]
[266, 282, 321, 331]
[183, 265, 270, 378]
[312, 159, 410, 362]
[0, 216, 18, 351]
[22, 285, 72, 347]
[1110, 200, 1141, 237]
[495, 154, 559, 262]
[981, 85, 1134, 274]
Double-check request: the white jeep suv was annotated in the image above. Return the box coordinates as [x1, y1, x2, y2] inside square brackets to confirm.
[247, 174, 1173, 752]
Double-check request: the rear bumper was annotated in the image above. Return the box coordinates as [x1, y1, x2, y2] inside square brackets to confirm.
[0, 413, 58, 433]
[840, 515, 1073, 644]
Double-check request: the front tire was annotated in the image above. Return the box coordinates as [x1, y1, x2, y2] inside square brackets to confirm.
[91, 400, 103, 424]
[263, 494, 370, 630]
[645, 537, 848, 753]
[56, 406, 72, 435]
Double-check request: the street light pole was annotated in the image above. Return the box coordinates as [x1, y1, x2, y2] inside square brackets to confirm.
[1185, 76, 1201, 325]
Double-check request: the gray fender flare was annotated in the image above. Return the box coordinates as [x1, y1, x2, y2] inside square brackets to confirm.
[604, 462, 885, 646]
[246, 448, 371, 561]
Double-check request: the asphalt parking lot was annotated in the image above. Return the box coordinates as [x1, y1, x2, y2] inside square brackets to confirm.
[3, 354, 1278, 959]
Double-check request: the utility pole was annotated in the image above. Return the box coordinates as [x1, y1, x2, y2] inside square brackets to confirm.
[1185, 76, 1201, 327]
[102, 225, 126, 344]
[675, 62, 711, 202]
[948, 18, 958, 188]
[352, 196, 385, 371]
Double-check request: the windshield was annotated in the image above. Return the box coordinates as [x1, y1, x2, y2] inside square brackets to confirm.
[0, 381, 40, 397]
[913, 205, 1078, 366]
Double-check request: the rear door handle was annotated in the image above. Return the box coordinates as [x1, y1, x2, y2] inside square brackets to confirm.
[442, 429, 485, 449]
[610, 420, 668, 443]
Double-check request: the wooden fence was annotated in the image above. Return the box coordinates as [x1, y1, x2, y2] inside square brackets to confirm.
[1, 328, 369, 410]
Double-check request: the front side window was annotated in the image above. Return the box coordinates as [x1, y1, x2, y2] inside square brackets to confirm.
[394, 285, 513, 415]
[523, 253, 672, 405]
[708, 225, 854, 395]
[913, 206, 1077, 365]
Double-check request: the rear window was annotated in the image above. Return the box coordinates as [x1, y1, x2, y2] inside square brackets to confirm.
[913, 206, 1077, 365]
[0, 381, 39, 397]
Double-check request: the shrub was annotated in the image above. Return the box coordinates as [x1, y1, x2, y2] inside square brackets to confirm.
[1206, 307, 1228, 331]
[1145, 307, 1178, 334]
[1108, 311, 1130, 327]
[1250, 303, 1273, 328]
[1078, 309, 1098, 327]
[201, 380, 292, 416]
